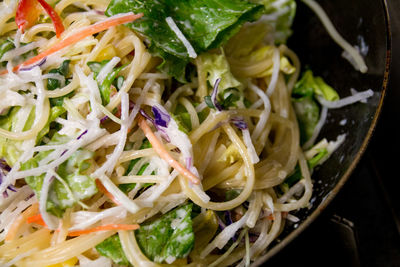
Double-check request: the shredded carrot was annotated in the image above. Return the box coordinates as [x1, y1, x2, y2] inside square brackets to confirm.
[95, 179, 121, 205]
[67, 224, 139, 236]
[0, 12, 143, 75]
[138, 115, 200, 185]
[5, 203, 39, 241]
[26, 213, 138, 236]
[26, 213, 47, 227]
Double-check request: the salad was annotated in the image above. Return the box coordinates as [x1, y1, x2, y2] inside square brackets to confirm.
[0, 0, 373, 266]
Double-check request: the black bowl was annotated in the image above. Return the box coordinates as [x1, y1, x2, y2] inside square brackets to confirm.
[254, 0, 391, 265]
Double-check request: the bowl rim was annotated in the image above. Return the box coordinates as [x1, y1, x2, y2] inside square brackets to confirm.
[252, 0, 392, 265]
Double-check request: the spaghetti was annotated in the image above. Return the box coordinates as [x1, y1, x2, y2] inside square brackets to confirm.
[0, 0, 373, 266]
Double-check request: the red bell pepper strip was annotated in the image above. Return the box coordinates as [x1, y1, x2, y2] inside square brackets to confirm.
[15, 0, 42, 33]
[16, 0, 64, 38]
[37, 0, 65, 38]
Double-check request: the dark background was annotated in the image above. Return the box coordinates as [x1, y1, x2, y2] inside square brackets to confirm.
[265, 1, 400, 266]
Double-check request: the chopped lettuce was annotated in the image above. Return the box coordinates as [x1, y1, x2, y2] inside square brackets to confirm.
[0, 107, 35, 165]
[292, 70, 339, 144]
[198, 52, 241, 91]
[283, 148, 328, 188]
[87, 60, 125, 105]
[250, 0, 296, 44]
[135, 203, 195, 263]
[36, 106, 66, 143]
[119, 139, 152, 194]
[0, 39, 14, 67]
[96, 234, 131, 266]
[219, 88, 241, 110]
[21, 135, 97, 217]
[47, 60, 73, 107]
[0, 104, 66, 165]
[106, 0, 264, 82]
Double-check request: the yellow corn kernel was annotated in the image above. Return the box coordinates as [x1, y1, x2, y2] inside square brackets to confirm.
[46, 257, 78, 267]
[96, 45, 117, 61]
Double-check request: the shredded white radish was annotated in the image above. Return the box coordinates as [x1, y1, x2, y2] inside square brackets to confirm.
[165, 17, 197, 58]
[301, 0, 368, 73]
[317, 89, 374, 109]
[242, 128, 260, 164]
[249, 82, 271, 141]
[303, 106, 328, 149]
[39, 172, 59, 230]
[96, 56, 121, 84]
[266, 47, 281, 96]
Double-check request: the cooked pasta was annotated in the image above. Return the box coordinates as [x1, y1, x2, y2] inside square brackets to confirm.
[0, 0, 373, 266]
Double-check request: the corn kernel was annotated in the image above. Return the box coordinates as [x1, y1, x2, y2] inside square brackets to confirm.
[96, 45, 117, 61]
[46, 257, 78, 267]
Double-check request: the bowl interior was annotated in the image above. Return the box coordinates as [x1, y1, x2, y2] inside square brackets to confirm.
[255, 0, 390, 264]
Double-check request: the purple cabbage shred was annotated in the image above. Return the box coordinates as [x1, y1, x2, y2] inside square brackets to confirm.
[152, 106, 171, 128]
[20, 57, 47, 71]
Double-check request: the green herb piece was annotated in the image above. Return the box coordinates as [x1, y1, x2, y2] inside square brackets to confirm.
[47, 60, 73, 107]
[250, 0, 296, 44]
[119, 139, 152, 194]
[0, 39, 15, 67]
[96, 234, 131, 266]
[292, 70, 339, 144]
[36, 106, 66, 143]
[198, 52, 241, 91]
[283, 148, 328, 188]
[106, 0, 264, 82]
[22, 135, 97, 217]
[87, 60, 125, 105]
[135, 203, 195, 263]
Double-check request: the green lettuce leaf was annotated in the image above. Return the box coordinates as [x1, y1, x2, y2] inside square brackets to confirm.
[0, 39, 15, 67]
[0, 106, 35, 165]
[47, 60, 73, 107]
[22, 135, 97, 217]
[198, 52, 241, 91]
[106, 0, 264, 82]
[87, 60, 124, 105]
[135, 203, 195, 263]
[283, 148, 328, 188]
[250, 0, 296, 44]
[96, 234, 131, 266]
[292, 70, 339, 144]
[119, 139, 152, 194]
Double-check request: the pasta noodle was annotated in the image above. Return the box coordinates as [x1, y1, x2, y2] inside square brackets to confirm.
[0, 0, 373, 266]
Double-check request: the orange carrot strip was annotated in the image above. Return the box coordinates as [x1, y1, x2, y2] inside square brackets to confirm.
[67, 224, 139, 236]
[138, 115, 200, 185]
[5, 203, 39, 241]
[95, 179, 121, 205]
[26, 213, 47, 227]
[0, 12, 143, 75]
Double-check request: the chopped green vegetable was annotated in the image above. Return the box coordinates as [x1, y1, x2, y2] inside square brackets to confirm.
[36, 106, 66, 143]
[119, 139, 152, 194]
[198, 52, 241, 91]
[173, 104, 192, 133]
[106, 0, 264, 82]
[226, 189, 241, 201]
[135, 203, 195, 263]
[250, 0, 296, 44]
[292, 70, 339, 144]
[87, 60, 125, 105]
[219, 88, 241, 110]
[204, 96, 215, 110]
[47, 60, 73, 107]
[283, 148, 328, 187]
[0, 39, 15, 67]
[96, 234, 131, 266]
[22, 135, 98, 217]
